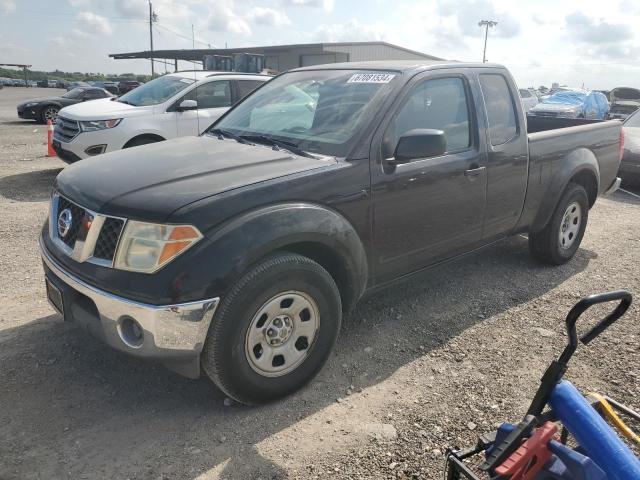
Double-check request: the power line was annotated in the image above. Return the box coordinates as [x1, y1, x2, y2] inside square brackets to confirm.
[154, 22, 213, 48]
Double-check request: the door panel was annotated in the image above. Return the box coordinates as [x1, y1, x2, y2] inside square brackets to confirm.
[477, 72, 529, 240]
[371, 73, 487, 284]
[175, 81, 233, 136]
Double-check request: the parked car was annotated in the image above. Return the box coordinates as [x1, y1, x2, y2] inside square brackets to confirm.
[88, 81, 120, 95]
[519, 88, 539, 111]
[117, 80, 141, 94]
[529, 90, 610, 119]
[16, 87, 112, 123]
[37, 80, 49, 88]
[47, 80, 58, 88]
[608, 87, 640, 120]
[1, 78, 13, 86]
[66, 81, 91, 91]
[620, 109, 640, 185]
[40, 61, 623, 404]
[52, 71, 268, 162]
[12, 79, 25, 87]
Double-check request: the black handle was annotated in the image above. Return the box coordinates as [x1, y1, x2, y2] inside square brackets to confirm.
[561, 290, 632, 364]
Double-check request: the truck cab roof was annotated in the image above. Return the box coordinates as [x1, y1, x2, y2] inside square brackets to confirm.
[292, 60, 506, 74]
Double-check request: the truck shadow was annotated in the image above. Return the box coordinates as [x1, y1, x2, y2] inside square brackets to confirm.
[0, 168, 62, 202]
[0, 237, 594, 479]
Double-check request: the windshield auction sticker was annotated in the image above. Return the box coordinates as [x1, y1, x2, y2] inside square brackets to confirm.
[347, 73, 396, 84]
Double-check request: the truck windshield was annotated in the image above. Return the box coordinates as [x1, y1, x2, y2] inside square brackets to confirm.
[117, 75, 195, 106]
[209, 69, 399, 157]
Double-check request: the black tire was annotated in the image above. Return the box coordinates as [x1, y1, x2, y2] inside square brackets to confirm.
[40, 105, 59, 124]
[201, 252, 342, 405]
[123, 136, 161, 148]
[529, 183, 589, 265]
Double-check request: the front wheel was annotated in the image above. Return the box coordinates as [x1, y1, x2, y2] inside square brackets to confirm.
[201, 252, 342, 405]
[40, 105, 59, 124]
[529, 183, 589, 265]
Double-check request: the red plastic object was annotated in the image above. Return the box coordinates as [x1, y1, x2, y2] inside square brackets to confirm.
[495, 422, 558, 480]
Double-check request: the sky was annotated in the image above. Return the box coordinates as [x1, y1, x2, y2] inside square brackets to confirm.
[1, 0, 640, 89]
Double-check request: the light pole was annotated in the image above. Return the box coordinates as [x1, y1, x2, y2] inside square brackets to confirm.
[148, 1, 158, 76]
[478, 20, 498, 63]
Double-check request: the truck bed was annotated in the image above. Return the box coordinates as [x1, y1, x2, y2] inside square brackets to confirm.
[517, 118, 622, 233]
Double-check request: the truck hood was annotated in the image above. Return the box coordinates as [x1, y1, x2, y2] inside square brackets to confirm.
[54, 135, 336, 222]
[530, 103, 581, 114]
[58, 98, 150, 120]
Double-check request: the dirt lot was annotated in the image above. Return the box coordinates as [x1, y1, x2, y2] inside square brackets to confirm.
[0, 87, 638, 480]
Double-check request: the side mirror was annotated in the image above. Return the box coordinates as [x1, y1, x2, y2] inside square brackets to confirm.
[390, 129, 447, 164]
[178, 99, 198, 111]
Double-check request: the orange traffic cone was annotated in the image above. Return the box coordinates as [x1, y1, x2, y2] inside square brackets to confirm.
[46, 120, 56, 157]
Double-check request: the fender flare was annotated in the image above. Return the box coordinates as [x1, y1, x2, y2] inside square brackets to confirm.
[530, 148, 600, 233]
[203, 202, 368, 311]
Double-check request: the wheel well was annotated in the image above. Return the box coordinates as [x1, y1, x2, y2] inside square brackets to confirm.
[280, 242, 354, 311]
[123, 134, 165, 148]
[570, 170, 598, 207]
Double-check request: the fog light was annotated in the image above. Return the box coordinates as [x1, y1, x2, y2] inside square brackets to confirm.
[118, 316, 144, 348]
[84, 144, 107, 156]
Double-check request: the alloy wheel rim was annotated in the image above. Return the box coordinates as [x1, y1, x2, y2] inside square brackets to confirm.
[558, 202, 581, 249]
[44, 107, 58, 122]
[245, 290, 320, 377]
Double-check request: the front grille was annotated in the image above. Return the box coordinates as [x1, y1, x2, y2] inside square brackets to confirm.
[50, 192, 126, 266]
[54, 116, 81, 142]
[56, 196, 87, 248]
[94, 217, 124, 261]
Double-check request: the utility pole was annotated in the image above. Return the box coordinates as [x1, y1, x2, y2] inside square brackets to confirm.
[478, 19, 498, 63]
[148, 1, 157, 76]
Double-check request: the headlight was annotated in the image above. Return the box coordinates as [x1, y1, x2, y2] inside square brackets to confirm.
[79, 119, 122, 132]
[25, 102, 39, 108]
[114, 221, 202, 273]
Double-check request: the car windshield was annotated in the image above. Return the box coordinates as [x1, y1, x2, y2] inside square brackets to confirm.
[117, 75, 195, 106]
[208, 69, 399, 157]
[62, 88, 85, 99]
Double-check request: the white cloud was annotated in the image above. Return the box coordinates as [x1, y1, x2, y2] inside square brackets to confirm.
[77, 11, 113, 35]
[1, 0, 15, 13]
[437, 0, 520, 38]
[282, 0, 335, 12]
[249, 7, 291, 27]
[315, 19, 387, 42]
[207, 5, 251, 35]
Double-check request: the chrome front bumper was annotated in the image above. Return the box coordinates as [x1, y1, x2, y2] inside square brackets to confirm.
[41, 239, 219, 376]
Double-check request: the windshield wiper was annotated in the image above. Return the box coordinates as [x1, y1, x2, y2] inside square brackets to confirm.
[239, 134, 317, 159]
[208, 128, 254, 145]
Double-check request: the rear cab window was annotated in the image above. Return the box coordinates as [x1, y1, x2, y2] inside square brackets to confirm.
[479, 74, 518, 146]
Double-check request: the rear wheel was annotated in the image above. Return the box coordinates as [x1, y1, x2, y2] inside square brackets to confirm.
[529, 183, 589, 265]
[40, 105, 59, 124]
[201, 252, 342, 405]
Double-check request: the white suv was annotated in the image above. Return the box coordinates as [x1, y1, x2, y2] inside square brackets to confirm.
[52, 71, 269, 163]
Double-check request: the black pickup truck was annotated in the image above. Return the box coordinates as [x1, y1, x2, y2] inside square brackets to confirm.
[40, 61, 622, 404]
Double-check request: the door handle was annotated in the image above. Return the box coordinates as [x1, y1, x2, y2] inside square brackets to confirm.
[465, 166, 486, 178]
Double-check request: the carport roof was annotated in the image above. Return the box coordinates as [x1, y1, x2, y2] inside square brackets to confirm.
[109, 41, 444, 62]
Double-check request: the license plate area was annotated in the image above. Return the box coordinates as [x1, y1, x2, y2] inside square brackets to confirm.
[46, 278, 64, 316]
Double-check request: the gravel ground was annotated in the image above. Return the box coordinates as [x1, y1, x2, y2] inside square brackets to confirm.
[0, 87, 638, 480]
